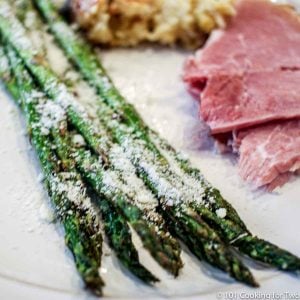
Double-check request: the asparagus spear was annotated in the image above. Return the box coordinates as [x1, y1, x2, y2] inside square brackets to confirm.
[145, 141, 297, 272]
[1, 45, 105, 295]
[162, 207, 258, 286]
[49, 118, 256, 286]
[120, 124, 300, 272]
[149, 131, 248, 231]
[61, 91, 253, 284]
[28, 1, 252, 260]
[64, 105, 183, 276]
[4, 44, 160, 285]
[55, 81, 252, 282]
[49, 71, 248, 279]
[54, 127, 182, 276]
[67, 100, 260, 284]
[2, 18, 234, 277]
[6, 0, 244, 251]
[29, 2, 258, 268]
[27, 58, 256, 285]
[29, 0, 300, 273]
[194, 206, 300, 272]
[1, 1, 298, 280]
[31, 0, 248, 228]
[55, 132, 160, 285]
[1, 2, 183, 276]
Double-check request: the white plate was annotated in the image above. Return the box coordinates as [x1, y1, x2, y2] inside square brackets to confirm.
[1, 4, 300, 299]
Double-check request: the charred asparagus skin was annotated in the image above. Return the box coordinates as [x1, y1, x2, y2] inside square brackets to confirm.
[1, 45, 104, 296]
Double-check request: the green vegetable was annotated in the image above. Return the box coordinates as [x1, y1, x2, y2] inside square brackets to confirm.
[56, 131, 160, 284]
[31, 0, 248, 230]
[1, 45, 104, 295]
[1, 2, 183, 276]
[54, 128, 182, 277]
[29, 0, 300, 274]
[0, 0, 299, 290]
[3, 41, 159, 285]
[0, 7, 255, 285]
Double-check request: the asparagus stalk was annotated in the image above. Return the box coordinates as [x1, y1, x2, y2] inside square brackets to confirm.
[49, 117, 256, 286]
[149, 131, 248, 231]
[67, 101, 259, 284]
[54, 127, 182, 276]
[163, 207, 258, 286]
[6, 0, 243, 252]
[0, 2, 183, 276]
[4, 44, 160, 285]
[128, 145, 257, 287]
[136, 131, 300, 272]
[51, 71, 245, 279]
[29, 0, 300, 273]
[53, 125, 160, 283]
[96, 193, 159, 283]
[28, 1, 252, 262]
[32, 0, 138, 122]
[1, 0, 298, 282]
[46, 62, 256, 286]
[31, 0, 248, 229]
[196, 206, 300, 271]
[1, 45, 105, 295]
[58, 85, 255, 283]
[30, 2, 258, 268]
[150, 143, 297, 272]
[5, 26, 239, 279]
[44, 67, 256, 283]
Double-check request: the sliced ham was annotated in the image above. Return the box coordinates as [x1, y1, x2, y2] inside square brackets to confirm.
[201, 70, 300, 134]
[184, 0, 300, 88]
[237, 120, 300, 190]
[183, 0, 300, 190]
[184, 0, 300, 134]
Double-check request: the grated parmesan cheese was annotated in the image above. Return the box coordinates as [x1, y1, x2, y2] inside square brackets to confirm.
[215, 208, 227, 219]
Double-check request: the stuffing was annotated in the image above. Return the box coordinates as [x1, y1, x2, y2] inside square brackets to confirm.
[71, 0, 236, 48]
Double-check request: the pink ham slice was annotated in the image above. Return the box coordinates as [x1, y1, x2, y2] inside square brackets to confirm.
[236, 120, 300, 190]
[201, 70, 300, 134]
[184, 0, 300, 82]
[183, 0, 300, 190]
[183, 0, 300, 134]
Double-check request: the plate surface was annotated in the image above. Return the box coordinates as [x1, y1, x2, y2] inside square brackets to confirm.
[1, 2, 300, 298]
